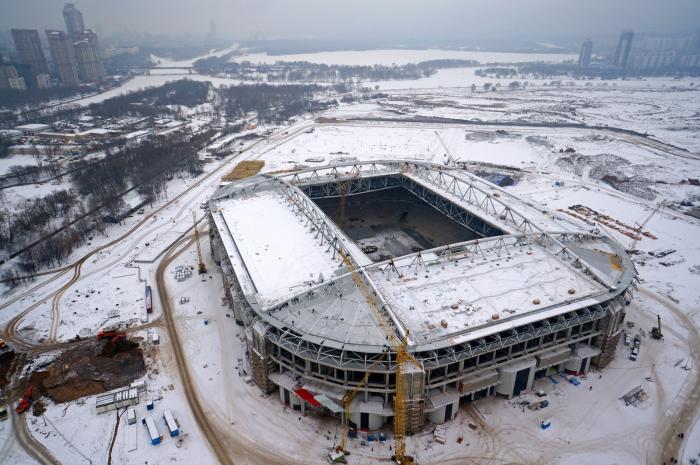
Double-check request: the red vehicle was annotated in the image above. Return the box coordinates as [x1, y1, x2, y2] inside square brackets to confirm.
[97, 330, 126, 347]
[15, 386, 33, 414]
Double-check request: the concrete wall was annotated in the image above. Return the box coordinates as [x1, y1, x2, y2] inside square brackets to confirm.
[496, 358, 536, 398]
[349, 412, 385, 431]
[427, 400, 459, 424]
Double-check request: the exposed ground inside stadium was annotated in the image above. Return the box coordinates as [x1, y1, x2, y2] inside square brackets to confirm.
[313, 186, 483, 261]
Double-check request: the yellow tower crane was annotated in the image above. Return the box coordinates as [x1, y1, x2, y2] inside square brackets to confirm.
[337, 249, 419, 465]
[192, 211, 207, 274]
[330, 352, 388, 463]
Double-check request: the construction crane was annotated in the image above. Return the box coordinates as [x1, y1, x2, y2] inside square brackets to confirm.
[193, 211, 207, 274]
[337, 249, 419, 465]
[628, 202, 663, 253]
[329, 352, 388, 463]
[434, 131, 457, 167]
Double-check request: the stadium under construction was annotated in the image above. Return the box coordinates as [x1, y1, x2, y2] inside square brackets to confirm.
[208, 160, 636, 434]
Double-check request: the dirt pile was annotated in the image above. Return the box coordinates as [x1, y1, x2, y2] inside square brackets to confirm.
[31, 337, 146, 403]
[0, 347, 18, 388]
[555, 152, 657, 200]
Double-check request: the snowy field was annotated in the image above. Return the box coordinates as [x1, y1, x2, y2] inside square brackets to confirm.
[0, 154, 38, 176]
[233, 49, 577, 66]
[1, 48, 700, 465]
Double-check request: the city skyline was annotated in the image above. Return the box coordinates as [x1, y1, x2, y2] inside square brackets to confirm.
[0, 0, 698, 42]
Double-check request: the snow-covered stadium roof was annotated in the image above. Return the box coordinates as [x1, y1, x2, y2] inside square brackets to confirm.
[210, 160, 635, 353]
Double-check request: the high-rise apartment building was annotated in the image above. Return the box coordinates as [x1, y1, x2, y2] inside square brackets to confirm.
[46, 30, 80, 86]
[613, 30, 634, 68]
[578, 38, 593, 68]
[63, 3, 85, 37]
[11, 29, 50, 85]
[74, 30, 105, 83]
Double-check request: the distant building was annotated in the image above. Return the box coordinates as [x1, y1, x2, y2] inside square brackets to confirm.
[0, 129, 23, 142]
[578, 38, 593, 68]
[74, 30, 105, 83]
[0, 62, 31, 91]
[63, 3, 85, 38]
[9, 77, 27, 90]
[0, 64, 21, 89]
[36, 73, 51, 89]
[613, 30, 634, 68]
[11, 29, 50, 84]
[208, 20, 217, 40]
[14, 123, 52, 136]
[46, 30, 80, 86]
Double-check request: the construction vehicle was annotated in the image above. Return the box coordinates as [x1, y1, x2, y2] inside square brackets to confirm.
[329, 353, 388, 463]
[15, 386, 33, 414]
[651, 315, 663, 340]
[337, 249, 419, 465]
[193, 211, 207, 274]
[97, 329, 127, 347]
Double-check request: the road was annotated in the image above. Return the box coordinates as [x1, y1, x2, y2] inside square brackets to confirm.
[2, 113, 698, 464]
[156, 231, 235, 465]
[1, 118, 314, 349]
[9, 409, 61, 465]
[640, 288, 700, 464]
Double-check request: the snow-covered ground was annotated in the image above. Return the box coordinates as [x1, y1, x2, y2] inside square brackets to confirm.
[2, 49, 700, 465]
[151, 43, 240, 68]
[233, 49, 577, 66]
[0, 154, 38, 176]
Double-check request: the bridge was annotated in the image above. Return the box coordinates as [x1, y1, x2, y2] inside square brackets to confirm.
[134, 67, 197, 75]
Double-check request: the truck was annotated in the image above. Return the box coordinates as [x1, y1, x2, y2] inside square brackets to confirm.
[142, 416, 161, 445]
[163, 409, 180, 437]
[145, 285, 153, 313]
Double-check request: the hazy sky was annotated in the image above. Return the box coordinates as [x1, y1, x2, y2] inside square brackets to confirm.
[1, 0, 698, 42]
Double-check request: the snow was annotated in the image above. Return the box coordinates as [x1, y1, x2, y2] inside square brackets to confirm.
[371, 243, 605, 344]
[2, 48, 700, 465]
[151, 43, 239, 68]
[216, 186, 343, 303]
[0, 154, 38, 175]
[234, 49, 577, 66]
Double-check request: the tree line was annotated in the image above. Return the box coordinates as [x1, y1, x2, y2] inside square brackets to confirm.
[194, 57, 480, 83]
[215, 83, 333, 124]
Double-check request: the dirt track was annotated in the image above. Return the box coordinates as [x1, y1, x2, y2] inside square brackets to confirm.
[640, 288, 700, 464]
[156, 232, 236, 465]
[9, 408, 60, 465]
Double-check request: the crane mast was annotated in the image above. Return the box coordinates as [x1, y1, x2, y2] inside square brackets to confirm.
[338, 249, 418, 465]
[193, 211, 207, 274]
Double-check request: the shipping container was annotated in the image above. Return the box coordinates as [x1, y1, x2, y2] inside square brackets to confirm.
[127, 407, 136, 425]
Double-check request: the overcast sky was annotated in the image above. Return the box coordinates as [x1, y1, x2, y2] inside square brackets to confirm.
[1, 0, 698, 42]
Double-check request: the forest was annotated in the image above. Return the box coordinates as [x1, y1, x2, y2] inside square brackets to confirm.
[1, 129, 211, 284]
[194, 57, 479, 83]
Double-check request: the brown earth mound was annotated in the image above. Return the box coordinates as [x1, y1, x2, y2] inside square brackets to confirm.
[32, 338, 146, 403]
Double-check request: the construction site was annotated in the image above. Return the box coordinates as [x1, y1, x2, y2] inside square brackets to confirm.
[208, 159, 637, 463]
